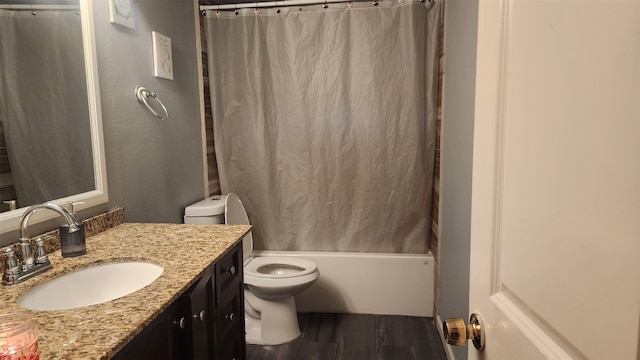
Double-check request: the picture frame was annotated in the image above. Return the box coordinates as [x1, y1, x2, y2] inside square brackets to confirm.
[152, 31, 174, 80]
[108, 0, 135, 29]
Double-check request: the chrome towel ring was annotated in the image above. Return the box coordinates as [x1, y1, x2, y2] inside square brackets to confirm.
[135, 86, 169, 120]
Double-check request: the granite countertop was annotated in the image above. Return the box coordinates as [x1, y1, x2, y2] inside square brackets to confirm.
[0, 222, 251, 360]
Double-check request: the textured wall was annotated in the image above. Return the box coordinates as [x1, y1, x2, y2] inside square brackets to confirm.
[439, 0, 478, 359]
[91, 0, 206, 223]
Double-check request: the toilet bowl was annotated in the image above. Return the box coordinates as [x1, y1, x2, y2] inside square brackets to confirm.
[244, 256, 319, 299]
[184, 193, 319, 345]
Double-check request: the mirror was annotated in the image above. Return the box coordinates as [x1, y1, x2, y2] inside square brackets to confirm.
[0, 0, 107, 233]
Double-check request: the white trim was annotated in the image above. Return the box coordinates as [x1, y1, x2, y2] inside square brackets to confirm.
[82, 0, 109, 215]
[489, 0, 512, 295]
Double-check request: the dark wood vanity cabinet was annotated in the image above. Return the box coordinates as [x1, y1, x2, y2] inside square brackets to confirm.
[213, 243, 245, 360]
[114, 243, 245, 360]
[112, 299, 184, 359]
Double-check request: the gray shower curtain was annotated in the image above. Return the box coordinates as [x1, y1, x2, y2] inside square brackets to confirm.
[205, 0, 442, 253]
[0, 9, 94, 208]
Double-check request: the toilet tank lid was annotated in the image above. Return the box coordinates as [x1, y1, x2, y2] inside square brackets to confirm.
[184, 196, 226, 217]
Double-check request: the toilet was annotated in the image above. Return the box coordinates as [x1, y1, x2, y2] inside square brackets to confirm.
[184, 193, 319, 345]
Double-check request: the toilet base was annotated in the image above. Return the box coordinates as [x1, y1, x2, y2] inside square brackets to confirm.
[245, 292, 301, 345]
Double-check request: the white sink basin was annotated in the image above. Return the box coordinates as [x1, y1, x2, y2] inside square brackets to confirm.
[18, 262, 163, 311]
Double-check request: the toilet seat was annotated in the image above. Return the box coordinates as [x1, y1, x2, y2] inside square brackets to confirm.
[224, 193, 254, 262]
[243, 257, 320, 300]
[244, 256, 317, 279]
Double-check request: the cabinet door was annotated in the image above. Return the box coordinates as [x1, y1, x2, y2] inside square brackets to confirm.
[113, 299, 184, 360]
[184, 268, 214, 359]
[115, 244, 246, 360]
[214, 246, 241, 302]
[215, 290, 244, 360]
[214, 244, 246, 360]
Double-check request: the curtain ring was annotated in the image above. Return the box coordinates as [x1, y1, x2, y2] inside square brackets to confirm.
[135, 86, 169, 120]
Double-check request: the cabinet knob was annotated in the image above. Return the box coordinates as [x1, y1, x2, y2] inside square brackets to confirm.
[225, 312, 236, 321]
[193, 310, 206, 322]
[172, 317, 185, 329]
[224, 265, 236, 275]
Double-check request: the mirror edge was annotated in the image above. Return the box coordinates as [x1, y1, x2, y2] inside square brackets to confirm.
[0, 0, 108, 234]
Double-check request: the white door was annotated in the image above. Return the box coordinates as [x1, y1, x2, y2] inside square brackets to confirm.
[466, 0, 640, 359]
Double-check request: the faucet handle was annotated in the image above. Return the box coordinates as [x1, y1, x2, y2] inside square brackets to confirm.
[34, 237, 51, 265]
[2, 247, 21, 285]
[3, 247, 20, 275]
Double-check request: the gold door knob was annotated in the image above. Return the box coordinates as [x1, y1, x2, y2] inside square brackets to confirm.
[442, 313, 485, 351]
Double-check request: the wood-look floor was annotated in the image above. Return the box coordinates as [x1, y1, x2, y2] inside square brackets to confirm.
[247, 313, 448, 360]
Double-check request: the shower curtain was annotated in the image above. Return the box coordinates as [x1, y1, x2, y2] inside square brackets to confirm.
[205, 0, 442, 252]
[0, 9, 94, 208]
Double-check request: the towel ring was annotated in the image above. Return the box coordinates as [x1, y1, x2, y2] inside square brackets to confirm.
[135, 86, 169, 120]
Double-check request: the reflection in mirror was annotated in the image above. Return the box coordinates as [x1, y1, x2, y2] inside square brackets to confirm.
[0, 0, 107, 233]
[0, 2, 94, 212]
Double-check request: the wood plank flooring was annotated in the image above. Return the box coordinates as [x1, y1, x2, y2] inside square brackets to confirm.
[247, 313, 448, 360]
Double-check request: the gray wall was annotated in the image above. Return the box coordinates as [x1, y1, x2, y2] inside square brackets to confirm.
[90, 0, 205, 224]
[438, 0, 478, 359]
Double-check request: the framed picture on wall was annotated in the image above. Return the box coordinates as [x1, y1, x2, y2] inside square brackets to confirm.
[152, 31, 174, 80]
[108, 0, 135, 29]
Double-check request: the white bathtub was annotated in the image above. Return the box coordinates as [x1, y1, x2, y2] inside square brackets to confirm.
[252, 250, 434, 317]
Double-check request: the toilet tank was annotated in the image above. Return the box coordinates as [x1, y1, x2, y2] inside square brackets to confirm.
[184, 196, 226, 224]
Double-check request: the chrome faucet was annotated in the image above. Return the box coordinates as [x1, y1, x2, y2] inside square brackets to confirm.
[2, 202, 79, 285]
[19, 202, 79, 241]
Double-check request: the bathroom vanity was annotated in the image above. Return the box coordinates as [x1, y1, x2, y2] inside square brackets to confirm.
[114, 239, 245, 359]
[0, 223, 250, 359]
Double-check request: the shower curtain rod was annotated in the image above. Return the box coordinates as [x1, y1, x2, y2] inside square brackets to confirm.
[0, 4, 78, 10]
[200, 0, 424, 11]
